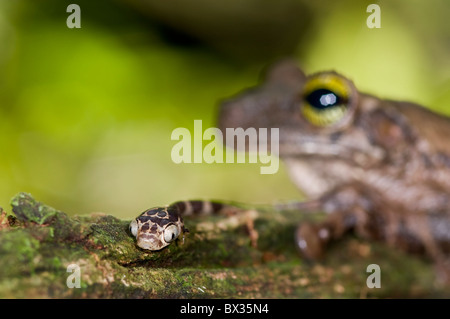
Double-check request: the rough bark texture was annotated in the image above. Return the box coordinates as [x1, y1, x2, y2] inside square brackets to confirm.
[0, 192, 448, 298]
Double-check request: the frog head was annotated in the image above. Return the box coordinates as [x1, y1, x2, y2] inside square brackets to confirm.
[217, 60, 416, 197]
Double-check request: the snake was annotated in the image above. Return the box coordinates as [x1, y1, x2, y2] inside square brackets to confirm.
[129, 200, 236, 251]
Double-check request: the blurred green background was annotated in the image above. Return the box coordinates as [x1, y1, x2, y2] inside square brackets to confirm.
[0, 0, 449, 218]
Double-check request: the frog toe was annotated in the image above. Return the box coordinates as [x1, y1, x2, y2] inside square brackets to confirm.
[295, 222, 327, 261]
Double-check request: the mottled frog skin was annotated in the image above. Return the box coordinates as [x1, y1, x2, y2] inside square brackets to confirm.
[218, 60, 450, 283]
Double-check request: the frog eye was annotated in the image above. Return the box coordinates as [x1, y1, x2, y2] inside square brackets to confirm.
[163, 224, 180, 243]
[301, 73, 353, 127]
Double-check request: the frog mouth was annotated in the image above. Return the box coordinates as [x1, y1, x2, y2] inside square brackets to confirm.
[277, 138, 385, 167]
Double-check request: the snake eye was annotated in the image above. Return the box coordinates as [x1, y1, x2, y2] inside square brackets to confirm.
[301, 73, 352, 127]
[129, 220, 138, 237]
[163, 224, 180, 243]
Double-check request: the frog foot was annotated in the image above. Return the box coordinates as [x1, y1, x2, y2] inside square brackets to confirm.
[295, 222, 331, 260]
[434, 259, 450, 286]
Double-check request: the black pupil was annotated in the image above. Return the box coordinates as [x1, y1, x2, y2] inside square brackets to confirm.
[305, 88, 341, 110]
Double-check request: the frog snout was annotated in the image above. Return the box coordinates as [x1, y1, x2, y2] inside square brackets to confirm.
[217, 98, 262, 151]
[218, 100, 244, 131]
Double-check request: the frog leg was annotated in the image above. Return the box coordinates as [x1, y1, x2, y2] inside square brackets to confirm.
[411, 210, 450, 284]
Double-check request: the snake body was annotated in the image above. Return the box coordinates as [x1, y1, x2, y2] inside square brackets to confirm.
[130, 200, 231, 250]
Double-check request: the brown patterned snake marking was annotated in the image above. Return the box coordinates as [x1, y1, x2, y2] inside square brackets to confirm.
[130, 200, 239, 250]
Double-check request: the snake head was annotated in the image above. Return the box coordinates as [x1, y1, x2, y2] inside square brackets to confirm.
[130, 206, 185, 251]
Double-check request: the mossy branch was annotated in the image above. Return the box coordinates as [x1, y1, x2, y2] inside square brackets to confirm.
[0, 193, 446, 298]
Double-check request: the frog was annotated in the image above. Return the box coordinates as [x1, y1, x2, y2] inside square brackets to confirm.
[217, 59, 450, 283]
